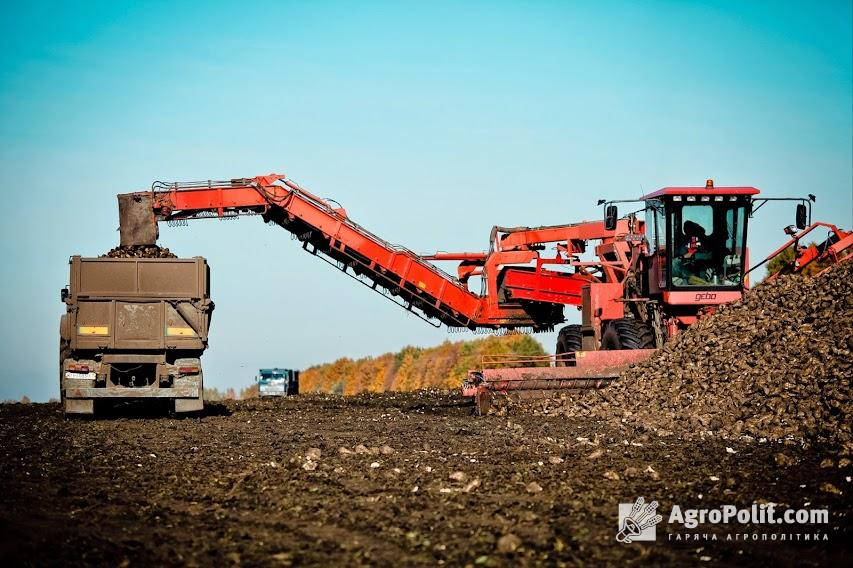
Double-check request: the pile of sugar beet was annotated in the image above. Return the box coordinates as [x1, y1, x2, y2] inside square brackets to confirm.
[102, 244, 177, 258]
[500, 260, 852, 449]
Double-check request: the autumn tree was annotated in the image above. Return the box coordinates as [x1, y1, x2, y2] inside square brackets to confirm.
[298, 334, 548, 394]
[391, 346, 422, 391]
[240, 383, 259, 399]
[203, 387, 223, 401]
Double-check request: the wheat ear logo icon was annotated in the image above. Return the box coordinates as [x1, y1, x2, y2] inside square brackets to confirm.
[616, 497, 662, 543]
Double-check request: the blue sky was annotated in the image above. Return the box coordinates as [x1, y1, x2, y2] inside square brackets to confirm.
[1, 0, 850, 401]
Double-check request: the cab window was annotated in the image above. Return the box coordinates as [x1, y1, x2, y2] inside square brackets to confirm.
[668, 200, 747, 288]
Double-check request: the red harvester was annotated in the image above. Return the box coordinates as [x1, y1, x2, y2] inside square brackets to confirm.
[117, 174, 852, 412]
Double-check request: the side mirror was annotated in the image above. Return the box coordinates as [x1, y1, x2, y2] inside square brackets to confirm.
[604, 205, 618, 231]
[60, 287, 69, 302]
[795, 204, 807, 230]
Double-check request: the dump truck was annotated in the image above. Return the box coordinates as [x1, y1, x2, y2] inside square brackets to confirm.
[59, 255, 213, 416]
[256, 368, 299, 397]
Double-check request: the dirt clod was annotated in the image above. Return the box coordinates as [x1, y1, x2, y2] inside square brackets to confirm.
[306, 447, 322, 460]
[775, 452, 796, 466]
[496, 533, 522, 553]
[449, 471, 467, 482]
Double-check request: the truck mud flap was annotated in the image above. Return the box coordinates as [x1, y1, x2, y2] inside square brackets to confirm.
[64, 386, 199, 398]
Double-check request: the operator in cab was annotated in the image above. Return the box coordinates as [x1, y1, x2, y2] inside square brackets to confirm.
[672, 220, 713, 285]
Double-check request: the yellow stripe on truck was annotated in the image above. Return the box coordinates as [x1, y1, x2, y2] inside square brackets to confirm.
[166, 326, 196, 336]
[78, 326, 109, 335]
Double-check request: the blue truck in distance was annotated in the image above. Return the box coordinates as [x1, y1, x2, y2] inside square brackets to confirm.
[257, 368, 299, 397]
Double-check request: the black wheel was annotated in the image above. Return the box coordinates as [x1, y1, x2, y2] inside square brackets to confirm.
[601, 318, 656, 350]
[555, 324, 583, 366]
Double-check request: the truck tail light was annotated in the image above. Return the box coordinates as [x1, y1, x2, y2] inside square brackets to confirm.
[179, 366, 200, 374]
[69, 364, 90, 373]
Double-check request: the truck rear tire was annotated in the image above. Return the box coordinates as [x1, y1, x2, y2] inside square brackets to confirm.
[601, 318, 656, 350]
[555, 324, 583, 366]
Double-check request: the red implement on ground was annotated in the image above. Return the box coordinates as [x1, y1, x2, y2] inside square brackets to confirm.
[758, 222, 853, 280]
[462, 350, 656, 415]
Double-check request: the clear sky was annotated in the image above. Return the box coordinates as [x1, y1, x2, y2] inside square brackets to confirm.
[1, 0, 850, 401]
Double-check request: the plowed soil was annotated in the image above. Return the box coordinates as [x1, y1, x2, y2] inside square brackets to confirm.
[0, 392, 849, 567]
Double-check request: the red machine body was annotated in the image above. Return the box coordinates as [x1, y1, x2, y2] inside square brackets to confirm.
[761, 222, 853, 279]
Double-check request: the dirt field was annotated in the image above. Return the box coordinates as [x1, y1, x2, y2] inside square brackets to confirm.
[0, 392, 849, 567]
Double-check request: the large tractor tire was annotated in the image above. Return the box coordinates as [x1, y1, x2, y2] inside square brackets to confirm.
[555, 324, 583, 366]
[601, 318, 656, 350]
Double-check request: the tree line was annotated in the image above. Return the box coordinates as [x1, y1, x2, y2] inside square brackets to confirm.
[299, 334, 545, 394]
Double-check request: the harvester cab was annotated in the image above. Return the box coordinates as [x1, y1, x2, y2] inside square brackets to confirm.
[637, 179, 756, 296]
[587, 179, 759, 347]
